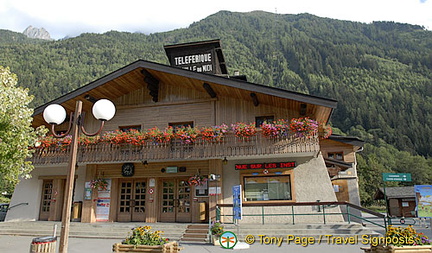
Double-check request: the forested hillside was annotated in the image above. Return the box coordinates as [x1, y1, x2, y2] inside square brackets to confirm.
[1, 11, 431, 205]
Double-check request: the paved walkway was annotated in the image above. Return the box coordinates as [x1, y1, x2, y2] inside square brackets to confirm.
[1, 215, 431, 253]
[0, 235, 365, 253]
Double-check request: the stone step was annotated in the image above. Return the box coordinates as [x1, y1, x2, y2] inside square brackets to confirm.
[0, 221, 380, 243]
[184, 229, 208, 234]
[182, 233, 207, 238]
[180, 224, 209, 243]
[0, 221, 188, 241]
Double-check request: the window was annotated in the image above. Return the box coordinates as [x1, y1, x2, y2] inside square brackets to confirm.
[328, 152, 343, 160]
[169, 121, 194, 129]
[119, 125, 141, 132]
[244, 175, 292, 201]
[255, 116, 274, 127]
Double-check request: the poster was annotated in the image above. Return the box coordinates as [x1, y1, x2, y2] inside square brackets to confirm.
[232, 185, 242, 220]
[195, 180, 208, 197]
[209, 186, 221, 196]
[414, 185, 432, 218]
[96, 179, 111, 222]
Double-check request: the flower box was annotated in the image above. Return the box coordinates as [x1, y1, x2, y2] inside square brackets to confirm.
[361, 245, 432, 253]
[112, 241, 181, 252]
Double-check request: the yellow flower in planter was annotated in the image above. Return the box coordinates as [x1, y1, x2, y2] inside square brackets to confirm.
[123, 226, 169, 246]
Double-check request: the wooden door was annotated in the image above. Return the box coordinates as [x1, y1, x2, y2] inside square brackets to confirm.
[159, 178, 191, 222]
[39, 180, 53, 220]
[117, 180, 147, 222]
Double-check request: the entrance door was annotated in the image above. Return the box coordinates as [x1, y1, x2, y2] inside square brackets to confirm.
[39, 180, 53, 220]
[160, 178, 191, 222]
[118, 180, 147, 222]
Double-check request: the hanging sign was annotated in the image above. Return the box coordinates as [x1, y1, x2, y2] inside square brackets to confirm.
[235, 162, 296, 170]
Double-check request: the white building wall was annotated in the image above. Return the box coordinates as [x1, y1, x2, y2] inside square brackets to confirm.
[221, 153, 343, 223]
[5, 164, 86, 222]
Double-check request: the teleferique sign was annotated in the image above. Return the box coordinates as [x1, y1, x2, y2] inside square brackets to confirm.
[172, 52, 213, 73]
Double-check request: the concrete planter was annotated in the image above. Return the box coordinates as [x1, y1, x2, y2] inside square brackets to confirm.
[112, 241, 181, 252]
[212, 237, 220, 246]
[361, 245, 432, 253]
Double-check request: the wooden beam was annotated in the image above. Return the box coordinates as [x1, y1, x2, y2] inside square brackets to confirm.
[250, 92, 259, 107]
[203, 83, 217, 98]
[141, 69, 159, 102]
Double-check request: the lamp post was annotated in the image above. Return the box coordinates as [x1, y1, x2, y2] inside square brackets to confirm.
[43, 99, 115, 253]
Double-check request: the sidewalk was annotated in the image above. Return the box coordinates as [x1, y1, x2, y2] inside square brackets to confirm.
[0, 235, 366, 253]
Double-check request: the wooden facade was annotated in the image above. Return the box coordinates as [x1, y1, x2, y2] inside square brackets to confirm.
[10, 41, 366, 224]
[320, 136, 363, 205]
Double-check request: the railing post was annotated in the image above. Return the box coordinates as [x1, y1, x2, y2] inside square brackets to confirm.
[322, 204, 326, 224]
[384, 216, 388, 233]
[292, 206, 295, 225]
[347, 204, 351, 224]
[262, 206, 265, 225]
[216, 205, 220, 221]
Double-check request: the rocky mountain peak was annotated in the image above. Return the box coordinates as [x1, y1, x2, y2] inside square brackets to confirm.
[23, 26, 52, 40]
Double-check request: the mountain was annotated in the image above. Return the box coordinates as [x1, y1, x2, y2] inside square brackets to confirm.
[0, 11, 431, 205]
[22, 26, 52, 40]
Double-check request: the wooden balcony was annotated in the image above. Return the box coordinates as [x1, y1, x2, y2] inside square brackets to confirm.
[30, 133, 320, 165]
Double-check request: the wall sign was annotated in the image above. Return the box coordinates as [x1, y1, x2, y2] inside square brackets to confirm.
[166, 166, 178, 173]
[232, 185, 242, 220]
[84, 182, 92, 200]
[235, 162, 296, 170]
[96, 179, 111, 222]
[195, 180, 208, 197]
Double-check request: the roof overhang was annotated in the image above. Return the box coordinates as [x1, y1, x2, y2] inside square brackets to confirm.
[32, 59, 337, 126]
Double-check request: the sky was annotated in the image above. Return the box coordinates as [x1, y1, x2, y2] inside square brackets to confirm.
[0, 0, 431, 40]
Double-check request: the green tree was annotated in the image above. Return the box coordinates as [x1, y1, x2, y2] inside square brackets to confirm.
[0, 66, 45, 200]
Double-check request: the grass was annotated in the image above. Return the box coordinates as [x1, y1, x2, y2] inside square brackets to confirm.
[366, 205, 387, 213]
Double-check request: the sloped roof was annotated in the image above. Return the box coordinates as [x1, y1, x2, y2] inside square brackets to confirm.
[328, 134, 365, 148]
[32, 59, 337, 126]
[375, 186, 415, 200]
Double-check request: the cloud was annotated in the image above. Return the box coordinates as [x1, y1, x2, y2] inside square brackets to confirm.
[1, 0, 431, 39]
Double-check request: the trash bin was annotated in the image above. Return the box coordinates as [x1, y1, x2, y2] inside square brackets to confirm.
[29, 236, 56, 253]
[72, 201, 82, 221]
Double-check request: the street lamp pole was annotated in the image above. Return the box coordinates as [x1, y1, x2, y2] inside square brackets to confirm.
[58, 100, 81, 253]
[43, 99, 115, 253]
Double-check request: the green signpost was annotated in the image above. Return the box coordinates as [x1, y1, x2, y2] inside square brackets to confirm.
[382, 173, 412, 182]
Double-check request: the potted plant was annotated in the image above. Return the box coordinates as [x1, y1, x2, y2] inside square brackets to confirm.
[147, 126, 174, 144]
[231, 122, 257, 140]
[200, 124, 228, 143]
[361, 225, 432, 253]
[210, 221, 224, 246]
[289, 117, 318, 138]
[113, 226, 181, 252]
[89, 178, 109, 191]
[175, 126, 200, 144]
[261, 119, 290, 138]
[318, 123, 332, 139]
[188, 175, 208, 186]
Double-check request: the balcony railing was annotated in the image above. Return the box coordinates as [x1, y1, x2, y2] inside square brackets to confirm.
[30, 133, 320, 165]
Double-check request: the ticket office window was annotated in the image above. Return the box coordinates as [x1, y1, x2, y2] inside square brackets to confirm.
[244, 175, 292, 201]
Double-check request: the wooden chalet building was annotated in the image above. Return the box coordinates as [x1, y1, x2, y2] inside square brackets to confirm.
[6, 40, 363, 224]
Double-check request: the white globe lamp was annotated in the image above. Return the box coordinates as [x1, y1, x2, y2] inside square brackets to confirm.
[92, 99, 116, 121]
[43, 104, 67, 125]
